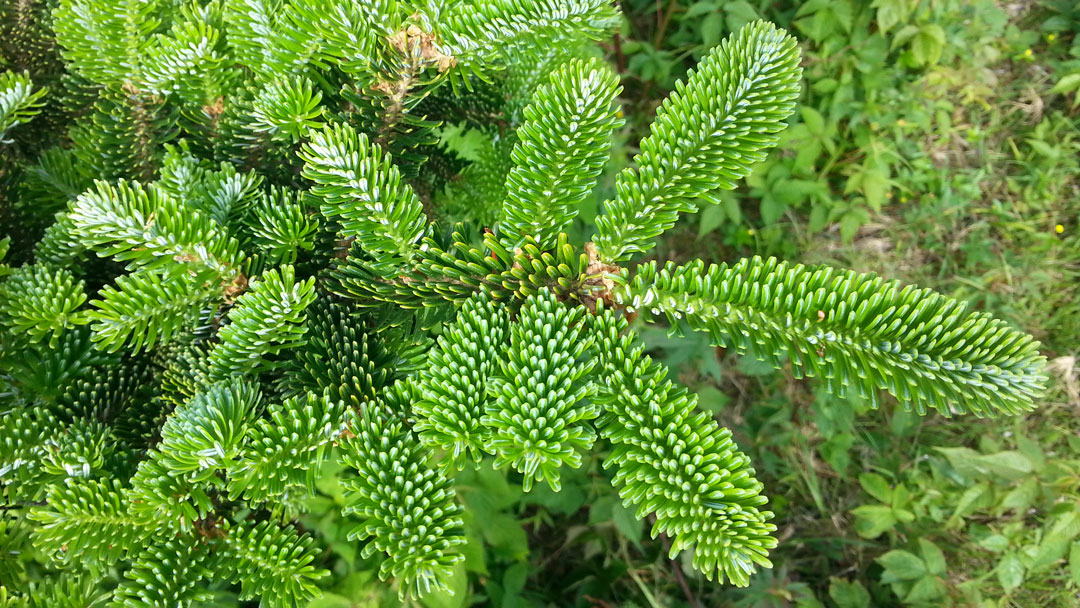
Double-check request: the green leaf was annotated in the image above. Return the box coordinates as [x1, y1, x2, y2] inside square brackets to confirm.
[859, 473, 893, 504]
[702, 13, 725, 48]
[685, 2, 722, 19]
[697, 203, 727, 239]
[936, 447, 1034, 480]
[1046, 510, 1080, 541]
[905, 575, 947, 603]
[859, 167, 889, 211]
[872, 0, 910, 33]
[948, 482, 991, 527]
[918, 539, 947, 576]
[852, 505, 896, 539]
[1031, 535, 1070, 571]
[979, 451, 1035, 480]
[996, 554, 1024, 592]
[979, 534, 1009, 552]
[801, 107, 825, 135]
[420, 561, 469, 608]
[910, 24, 946, 66]
[828, 577, 870, 608]
[1070, 542, 1080, 585]
[1015, 433, 1045, 472]
[760, 194, 787, 226]
[840, 208, 867, 242]
[878, 550, 926, 582]
[935, 447, 984, 478]
[1000, 478, 1039, 513]
[481, 513, 529, 561]
[821, 432, 854, 473]
[724, 1, 760, 32]
[612, 500, 643, 545]
[1049, 73, 1080, 95]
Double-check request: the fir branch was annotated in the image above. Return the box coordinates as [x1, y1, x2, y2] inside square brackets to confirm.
[300, 122, 428, 265]
[68, 179, 241, 277]
[0, 71, 48, 142]
[593, 21, 802, 261]
[413, 290, 510, 469]
[0, 264, 86, 347]
[29, 478, 161, 565]
[206, 265, 317, 380]
[228, 391, 347, 504]
[217, 519, 329, 608]
[141, 11, 233, 107]
[441, 0, 619, 78]
[156, 381, 261, 483]
[498, 58, 622, 251]
[127, 451, 215, 531]
[484, 289, 598, 491]
[245, 187, 318, 265]
[590, 309, 777, 586]
[52, 0, 161, 85]
[340, 405, 466, 599]
[85, 266, 220, 354]
[0, 406, 59, 499]
[616, 257, 1048, 415]
[111, 538, 212, 607]
[250, 77, 325, 143]
[281, 297, 396, 406]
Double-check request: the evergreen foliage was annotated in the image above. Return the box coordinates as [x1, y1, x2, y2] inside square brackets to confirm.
[0, 72, 48, 141]
[0, 0, 1049, 605]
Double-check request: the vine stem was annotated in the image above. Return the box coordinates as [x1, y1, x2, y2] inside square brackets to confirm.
[652, 0, 681, 48]
[621, 542, 664, 608]
[650, 515, 701, 608]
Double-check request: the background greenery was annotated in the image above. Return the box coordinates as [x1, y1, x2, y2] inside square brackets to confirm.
[399, 1, 1080, 606]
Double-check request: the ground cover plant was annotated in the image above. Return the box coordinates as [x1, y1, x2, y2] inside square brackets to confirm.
[0, 0, 1070, 606]
[612, 1, 1080, 606]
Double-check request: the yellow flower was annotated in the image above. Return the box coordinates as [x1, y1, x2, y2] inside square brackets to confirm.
[747, 228, 756, 236]
[1048, 34, 1056, 42]
[897, 118, 907, 127]
[1024, 48, 1033, 57]
[900, 196, 908, 203]
[1055, 224, 1065, 234]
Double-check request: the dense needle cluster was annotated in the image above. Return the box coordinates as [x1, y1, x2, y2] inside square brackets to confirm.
[0, 0, 1046, 605]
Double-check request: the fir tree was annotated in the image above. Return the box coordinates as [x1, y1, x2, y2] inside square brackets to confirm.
[0, 1, 1046, 604]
